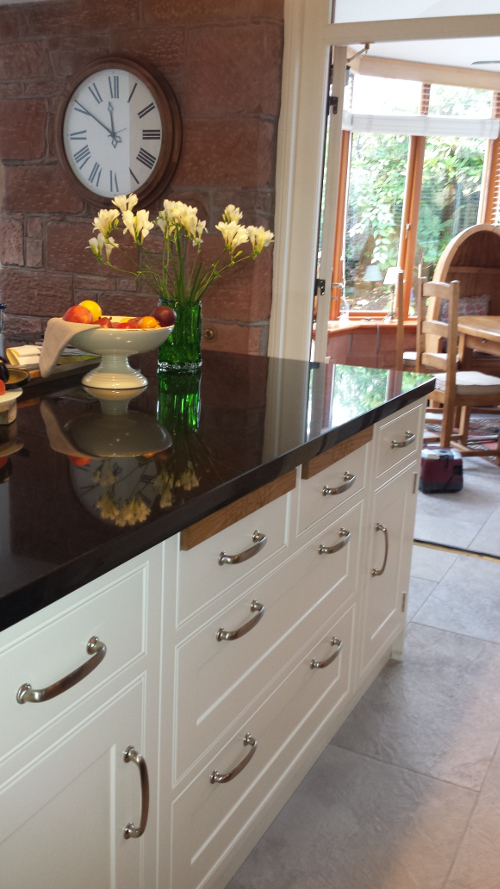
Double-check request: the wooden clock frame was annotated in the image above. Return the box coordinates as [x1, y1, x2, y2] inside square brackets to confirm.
[55, 56, 183, 209]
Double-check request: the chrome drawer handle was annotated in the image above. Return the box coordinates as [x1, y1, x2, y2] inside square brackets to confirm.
[318, 527, 350, 555]
[371, 523, 389, 576]
[310, 636, 342, 669]
[16, 636, 107, 704]
[216, 599, 265, 641]
[123, 746, 150, 839]
[210, 733, 257, 784]
[219, 530, 267, 565]
[322, 472, 355, 496]
[391, 430, 415, 449]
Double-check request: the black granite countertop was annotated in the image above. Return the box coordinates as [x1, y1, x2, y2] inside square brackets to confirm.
[0, 351, 434, 632]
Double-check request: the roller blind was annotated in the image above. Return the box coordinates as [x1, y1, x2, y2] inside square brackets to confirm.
[342, 111, 500, 138]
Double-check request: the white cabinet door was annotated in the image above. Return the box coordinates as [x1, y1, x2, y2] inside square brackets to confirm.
[359, 463, 417, 679]
[0, 680, 154, 889]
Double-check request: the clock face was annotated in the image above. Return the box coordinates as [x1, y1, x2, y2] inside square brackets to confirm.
[62, 67, 164, 200]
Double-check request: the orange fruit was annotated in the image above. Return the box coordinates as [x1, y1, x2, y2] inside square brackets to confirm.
[137, 316, 160, 329]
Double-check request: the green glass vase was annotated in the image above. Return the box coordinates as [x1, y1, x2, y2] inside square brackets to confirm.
[157, 370, 201, 435]
[157, 299, 202, 373]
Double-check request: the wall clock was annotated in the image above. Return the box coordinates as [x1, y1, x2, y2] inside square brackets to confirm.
[57, 57, 182, 207]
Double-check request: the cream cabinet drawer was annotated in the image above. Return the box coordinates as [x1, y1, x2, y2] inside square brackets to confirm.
[177, 489, 293, 627]
[171, 603, 355, 889]
[297, 443, 368, 534]
[0, 555, 153, 764]
[173, 500, 362, 781]
[374, 402, 423, 482]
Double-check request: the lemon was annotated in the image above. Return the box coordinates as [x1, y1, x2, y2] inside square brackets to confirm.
[79, 299, 102, 322]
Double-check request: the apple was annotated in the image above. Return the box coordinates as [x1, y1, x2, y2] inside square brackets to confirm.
[0, 379, 5, 396]
[153, 305, 177, 328]
[63, 305, 93, 324]
[78, 299, 102, 322]
[95, 316, 112, 328]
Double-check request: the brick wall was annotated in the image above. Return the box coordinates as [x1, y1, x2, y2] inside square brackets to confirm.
[0, 0, 283, 355]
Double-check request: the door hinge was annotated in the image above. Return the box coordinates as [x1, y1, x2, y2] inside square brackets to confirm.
[402, 591, 407, 612]
[413, 472, 418, 494]
[328, 95, 338, 115]
[315, 278, 326, 296]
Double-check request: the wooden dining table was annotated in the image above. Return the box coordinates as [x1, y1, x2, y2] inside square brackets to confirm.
[457, 315, 500, 369]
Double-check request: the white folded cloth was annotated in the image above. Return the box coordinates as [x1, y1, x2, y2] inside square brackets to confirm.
[39, 318, 95, 377]
[6, 344, 41, 366]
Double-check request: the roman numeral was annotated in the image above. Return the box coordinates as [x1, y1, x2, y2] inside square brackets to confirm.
[70, 130, 87, 140]
[74, 100, 92, 116]
[89, 162, 102, 186]
[138, 102, 155, 119]
[110, 171, 119, 193]
[73, 144, 91, 169]
[142, 129, 160, 140]
[136, 147, 156, 169]
[129, 167, 139, 184]
[128, 82, 137, 103]
[88, 82, 103, 104]
[108, 75, 119, 99]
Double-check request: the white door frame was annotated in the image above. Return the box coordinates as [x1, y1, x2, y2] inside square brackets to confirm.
[269, 3, 500, 362]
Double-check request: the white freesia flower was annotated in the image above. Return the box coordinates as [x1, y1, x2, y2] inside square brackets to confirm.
[222, 204, 243, 224]
[93, 208, 119, 237]
[246, 225, 274, 254]
[95, 491, 121, 521]
[122, 209, 154, 243]
[112, 193, 138, 214]
[215, 220, 249, 252]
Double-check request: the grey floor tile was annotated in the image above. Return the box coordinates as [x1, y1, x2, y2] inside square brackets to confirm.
[407, 575, 437, 623]
[226, 746, 476, 889]
[445, 741, 500, 889]
[413, 554, 500, 644]
[414, 513, 482, 550]
[469, 507, 500, 557]
[410, 544, 457, 582]
[332, 623, 500, 791]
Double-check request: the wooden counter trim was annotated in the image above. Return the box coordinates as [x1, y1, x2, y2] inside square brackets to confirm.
[301, 427, 373, 480]
[180, 470, 297, 551]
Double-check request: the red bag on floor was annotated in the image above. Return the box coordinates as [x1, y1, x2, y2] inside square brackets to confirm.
[420, 448, 463, 493]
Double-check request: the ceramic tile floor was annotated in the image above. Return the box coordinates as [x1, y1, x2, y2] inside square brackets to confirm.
[226, 468, 500, 889]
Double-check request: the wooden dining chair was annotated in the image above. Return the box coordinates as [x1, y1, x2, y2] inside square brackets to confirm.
[422, 279, 500, 461]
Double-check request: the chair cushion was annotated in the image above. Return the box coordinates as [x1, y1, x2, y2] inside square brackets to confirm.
[438, 293, 490, 323]
[434, 370, 500, 395]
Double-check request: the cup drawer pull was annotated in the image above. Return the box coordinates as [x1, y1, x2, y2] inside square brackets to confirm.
[16, 636, 107, 704]
[322, 472, 355, 496]
[391, 430, 415, 449]
[219, 530, 267, 565]
[371, 522, 389, 576]
[318, 527, 350, 555]
[217, 599, 264, 641]
[123, 746, 150, 839]
[210, 733, 257, 784]
[310, 636, 342, 669]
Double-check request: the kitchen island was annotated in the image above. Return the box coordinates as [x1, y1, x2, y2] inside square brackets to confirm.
[0, 352, 433, 889]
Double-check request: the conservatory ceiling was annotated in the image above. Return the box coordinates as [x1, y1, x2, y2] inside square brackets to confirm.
[348, 36, 500, 75]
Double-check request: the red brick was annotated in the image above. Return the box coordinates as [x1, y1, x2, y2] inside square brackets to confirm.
[27, 217, 43, 239]
[0, 83, 24, 98]
[26, 238, 43, 268]
[117, 276, 138, 292]
[0, 41, 52, 80]
[46, 221, 112, 275]
[75, 274, 115, 291]
[3, 166, 84, 213]
[109, 27, 185, 76]
[201, 321, 264, 355]
[0, 216, 24, 266]
[0, 99, 46, 160]
[144, 0, 283, 24]
[185, 24, 282, 118]
[98, 294, 158, 317]
[202, 248, 273, 323]
[3, 315, 44, 347]
[0, 6, 25, 41]
[0, 269, 73, 316]
[47, 36, 113, 78]
[25, 79, 65, 99]
[29, 0, 139, 37]
[173, 119, 275, 188]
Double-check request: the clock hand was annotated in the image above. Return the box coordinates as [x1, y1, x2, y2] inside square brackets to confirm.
[74, 99, 115, 137]
[107, 102, 122, 148]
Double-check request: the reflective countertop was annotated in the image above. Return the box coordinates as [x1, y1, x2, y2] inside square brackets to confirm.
[0, 351, 434, 631]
